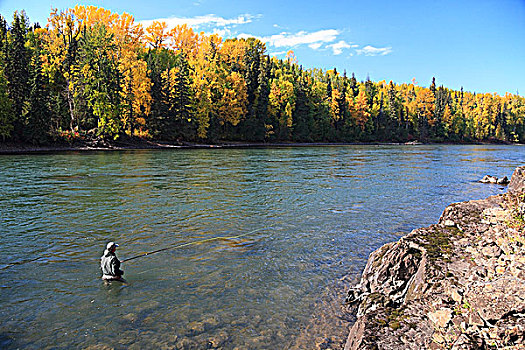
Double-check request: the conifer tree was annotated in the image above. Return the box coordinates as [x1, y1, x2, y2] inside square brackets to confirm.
[25, 55, 51, 144]
[172, 53, 195, 140]
[349, 73, 358, 97]
[24, 29, 51, 144]
[0, 16, 13, 141]
[292, 74, 312, 141]
[6, 12, 30, 140]
[0, 72, 13, 141]
[249, 56, 270, 141]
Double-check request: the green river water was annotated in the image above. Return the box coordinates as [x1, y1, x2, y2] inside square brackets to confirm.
[0, 144, 523, 349]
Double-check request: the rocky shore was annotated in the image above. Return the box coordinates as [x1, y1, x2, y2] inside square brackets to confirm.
[344, 166, 525, 349]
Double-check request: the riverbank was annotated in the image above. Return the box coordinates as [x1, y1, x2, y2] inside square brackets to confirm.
[0, 138, 516, 155]
[344, 166, 525, 349]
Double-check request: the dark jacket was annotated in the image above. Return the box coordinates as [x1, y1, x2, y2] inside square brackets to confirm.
[100, 249, 124, 279]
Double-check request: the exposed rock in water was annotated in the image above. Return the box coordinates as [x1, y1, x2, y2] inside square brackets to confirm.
[344, 165, 525, 349]
[497, 176, 510, 185]
[479, 174, 498, 183]
[479, 174, 510, 185]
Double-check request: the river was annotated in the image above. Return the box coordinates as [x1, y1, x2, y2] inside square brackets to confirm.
[0, 144, 523, 349]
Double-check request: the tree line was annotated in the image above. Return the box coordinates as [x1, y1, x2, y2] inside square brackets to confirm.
[0, 6, 524, 145]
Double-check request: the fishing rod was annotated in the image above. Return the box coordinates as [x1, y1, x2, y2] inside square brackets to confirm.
[122, 224, 275, 263]
[1, 257, 43, 270]
[0, 224, 280, 270]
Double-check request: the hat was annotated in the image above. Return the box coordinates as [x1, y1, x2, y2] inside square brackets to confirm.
[106, 242, 119, 250]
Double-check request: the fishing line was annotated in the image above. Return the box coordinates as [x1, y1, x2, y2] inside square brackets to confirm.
[0, 223, 288, 270]
[1, 257, 43, 270]
[121, 224, 277, 263]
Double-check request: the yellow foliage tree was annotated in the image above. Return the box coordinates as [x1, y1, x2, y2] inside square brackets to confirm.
[353, 88, 370, 131]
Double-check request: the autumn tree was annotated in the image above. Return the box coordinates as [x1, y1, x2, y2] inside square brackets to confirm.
[352, 87, 371, 137]
[2, 6, 525, 145]
[42, 8, 83, 133]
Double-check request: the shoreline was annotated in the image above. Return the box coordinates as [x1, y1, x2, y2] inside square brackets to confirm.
[0, 139, 518, 155]
[343, 166, 525, 349]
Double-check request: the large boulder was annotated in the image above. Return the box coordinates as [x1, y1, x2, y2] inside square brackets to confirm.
[344, 165, 525, 349]
[508, 165, 525, 193]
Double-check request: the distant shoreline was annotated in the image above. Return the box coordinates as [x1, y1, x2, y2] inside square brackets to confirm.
[0, 139, 518, 155]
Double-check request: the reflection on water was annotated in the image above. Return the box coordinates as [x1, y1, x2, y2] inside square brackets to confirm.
[0, 145, 523, 349]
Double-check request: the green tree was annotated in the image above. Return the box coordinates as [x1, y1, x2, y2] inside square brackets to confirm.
[164, 53, 195, 140]
[6, 11, 30, 140]
[25, 34, 51, 144]
[74, 24, 122, 139]
[0, 16, 13, 141]
[0, 71, 13, 141]
[292, 73, 313, 141]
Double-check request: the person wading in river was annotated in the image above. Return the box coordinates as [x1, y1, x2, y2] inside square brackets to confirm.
[100, 242, 124, 281]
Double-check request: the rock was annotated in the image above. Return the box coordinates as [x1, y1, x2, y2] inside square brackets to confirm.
[84, 345, 114, 350]
[207, 331, 229, 348]
[344, 165, 525, 350]
[466, 276, 525, 321]
[432, 332, 445, 344]
[176, 337, 195, 350]
[468, 311, 484, 327]
[479, 175, 498, 184]
[315, 336, 331, 349]
[186, 321, 206, 335]
[508, 166, 525, 193]
[450, 334, 472, 349]
[445, 285, 462, 303]
[122, 313, 137, 323]
[444, 219, 456, 227]
[481, 243, 502, 258]
[428, 308, 453, 328]
[497, 176, 509, 185]
[495, 265, 505, 274]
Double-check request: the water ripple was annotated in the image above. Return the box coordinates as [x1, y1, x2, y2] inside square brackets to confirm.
[0, 145, 523, 349]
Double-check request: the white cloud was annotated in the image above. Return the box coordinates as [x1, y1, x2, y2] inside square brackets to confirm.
[326, 40, 352, 55]
[269, 50, 287, 56]
[308, 42, 323, 50]
[262, 29, 340, 48]
[356, 45, 392, 56]
[139, 14, 259, 31]
[238, 33, 264, 41]
[211, 28, 231, 38]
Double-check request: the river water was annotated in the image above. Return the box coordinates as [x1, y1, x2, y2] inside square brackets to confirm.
[0, 145, 523, 349]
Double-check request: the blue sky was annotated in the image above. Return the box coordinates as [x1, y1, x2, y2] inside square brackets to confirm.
[1, 0, 524, 95]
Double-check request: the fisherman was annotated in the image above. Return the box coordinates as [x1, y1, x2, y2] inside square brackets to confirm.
[100, 242, 124, 281]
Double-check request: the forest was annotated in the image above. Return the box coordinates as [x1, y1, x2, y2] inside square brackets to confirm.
[0, 6, 524, 145]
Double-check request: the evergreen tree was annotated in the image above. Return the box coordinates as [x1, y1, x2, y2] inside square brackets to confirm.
[349, 73, 358, 97]
[0, 16, 13, 141]
[6, 12, 30, 140]
[292, 74, 312, 141]
[172, 53, 195, 140]
[147, 51, 165, 136]
[430, 77, 436, 96]
[249, 56, 270, 141]
[25, 55, 51, 144]
[326, 78, 332, 100]
[0, 71, 13, 141]
[0, 15, 8, 64]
